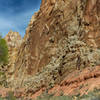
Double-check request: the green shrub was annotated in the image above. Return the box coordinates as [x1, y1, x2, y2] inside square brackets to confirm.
[0, 36, 8, 65]
[35, 88, 100, 100]
[35, 92, 72, 100]
[6, 91, 16, 100]
[0, 98, 3, 100]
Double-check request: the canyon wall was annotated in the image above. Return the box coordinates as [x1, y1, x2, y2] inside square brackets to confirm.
[7, 0, 100, 90]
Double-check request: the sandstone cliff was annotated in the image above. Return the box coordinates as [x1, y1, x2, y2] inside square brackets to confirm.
[5, 30, 22, 76]
[7, 0, 100, 93]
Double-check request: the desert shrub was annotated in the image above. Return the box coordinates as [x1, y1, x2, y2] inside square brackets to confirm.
[0, 91, 23, 100]
[0, 36, 8, 65]
[5, 91, 16, 100]
[35, 88, 100, 100]
[0, 98, 3, 100]
[36, 95, 72, 100]
[76, 88, 100, 100]
[91, 96, 100, 100]
[35, 91, 72, 100]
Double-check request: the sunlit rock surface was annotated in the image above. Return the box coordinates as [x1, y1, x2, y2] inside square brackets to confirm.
[7, 0, 100, 92]
[5, 30, 22, 77]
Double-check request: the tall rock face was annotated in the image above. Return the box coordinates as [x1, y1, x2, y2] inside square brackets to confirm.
[9, 0, 100, 89]
[84, 0, 100, 48]
[5, 30, 22, 75]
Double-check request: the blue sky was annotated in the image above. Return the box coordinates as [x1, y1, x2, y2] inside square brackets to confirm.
[0, 0, 41, 37]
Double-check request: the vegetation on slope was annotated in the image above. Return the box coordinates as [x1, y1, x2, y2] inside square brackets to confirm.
[0, 35, 8, 87]
[35, 88, 100, 100]
[0, 35, 8, 65]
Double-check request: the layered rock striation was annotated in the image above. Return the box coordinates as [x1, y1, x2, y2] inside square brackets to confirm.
[7, 0, 100, 92]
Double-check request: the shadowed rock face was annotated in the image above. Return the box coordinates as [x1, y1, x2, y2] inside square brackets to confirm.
[8, 0, 100, 88]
